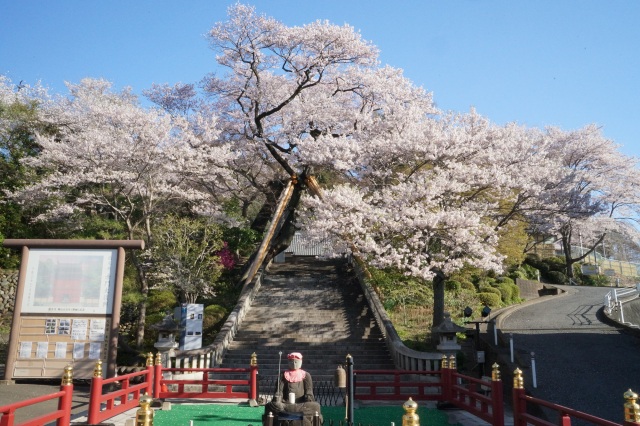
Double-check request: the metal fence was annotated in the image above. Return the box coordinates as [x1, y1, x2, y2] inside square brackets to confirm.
[258, 376, 346, 407]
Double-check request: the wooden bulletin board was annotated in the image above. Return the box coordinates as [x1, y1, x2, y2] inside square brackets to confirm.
[2, 239, 144, 381]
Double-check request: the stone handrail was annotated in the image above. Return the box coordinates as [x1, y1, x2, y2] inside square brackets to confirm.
[349, 257, 443, 371]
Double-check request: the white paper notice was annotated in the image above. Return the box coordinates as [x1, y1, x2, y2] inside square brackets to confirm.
[36, 342, 48, 358]
[89, 342, 102, 360]
[90, 319, 106, 341]
[19, 342, 32, 358]
[71, 319, 88, 340]
[73, 342, 85, 359]
[55, 342, 67, 359]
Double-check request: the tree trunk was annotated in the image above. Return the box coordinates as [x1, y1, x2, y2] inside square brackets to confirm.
[129, 249, 149, 347]
[250, 180, 286, 233]
[431, 273, 446, 345]
[561, 228, 575, 279]
[560, 224, 606, 282]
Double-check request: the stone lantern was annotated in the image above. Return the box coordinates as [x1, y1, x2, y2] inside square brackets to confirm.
[431, 312, 466, 357]
[151, 312, 182, 368]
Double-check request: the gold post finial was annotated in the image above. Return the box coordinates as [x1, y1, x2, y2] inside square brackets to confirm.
[624, 389, 640, 422]
[441, 355, 448, 369]
[449, 354, 456, 370]
[93, 360, 103, 378]
[250, 352, 258, 367]
[492, 363, 501, 381]
[513, 368, 524, 389]
[402, 397, 420, 426]
[146, 352, 154, 367]
[155, 352, 162, 366]
[62, 365, 73, 386]
[135, 393, 154, 426]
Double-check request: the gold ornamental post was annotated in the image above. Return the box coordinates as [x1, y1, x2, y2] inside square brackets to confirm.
[492, 363, 501, 381]
[513, 368, 524, 389]
[402, 397, 420, 426]
[135, 393, 154, 426]
[624, 389, 640, 423]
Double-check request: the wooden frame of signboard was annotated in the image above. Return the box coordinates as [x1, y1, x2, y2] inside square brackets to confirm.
[2, 239, 144, 382]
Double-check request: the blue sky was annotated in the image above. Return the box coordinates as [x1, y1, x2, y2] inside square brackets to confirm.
[1, 1, 638, 158]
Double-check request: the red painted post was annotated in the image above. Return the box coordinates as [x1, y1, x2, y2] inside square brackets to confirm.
[560, 413, 572, 426]
[87, 360, 104, 425]
[0, 411, 13, 426]
[491, 363, 504, 426]
[440, 355, 450, 402]
[0, 412, 13, 426]
[56, 365, 74, 426]
[512, 369, 527, 426]
[154, 353, 163, 399]
[250, 352, 258, 401]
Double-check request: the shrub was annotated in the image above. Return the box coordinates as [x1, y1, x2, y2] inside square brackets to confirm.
[147, 290, 178, 315]
[476, 277, 497, 288]
[496, 282, 520, 304]
[203, 304, 227, 329]
[478, 285, 501, 298]
[495, 283, 512, 303]
[496, 276, 515, 286]
[477, 292, 501, 307]
[202, 304, 228, 345]
[459, 279, 476, 291]
[445, 280, 461, 292]
[547, 271, 566, 284]
[580, 274, 610, 287]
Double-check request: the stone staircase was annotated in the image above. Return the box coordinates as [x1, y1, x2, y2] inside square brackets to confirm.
[218, 256, 395, 381]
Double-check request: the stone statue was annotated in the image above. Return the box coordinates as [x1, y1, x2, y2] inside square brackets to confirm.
[264, 352, 323, 425]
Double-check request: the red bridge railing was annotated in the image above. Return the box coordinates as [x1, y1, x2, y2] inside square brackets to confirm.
[87, 355, 154, 425]
[512, 368, 640, 426]
[4, 352, 640, 426]
[353, 369, 443, 401]
[0, 366, 73, 426]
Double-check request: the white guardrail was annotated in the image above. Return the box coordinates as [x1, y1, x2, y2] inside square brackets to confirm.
[604, 286, 639, 323]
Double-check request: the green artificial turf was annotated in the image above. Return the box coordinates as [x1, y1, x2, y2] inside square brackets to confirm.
[153, 403, 453, 426]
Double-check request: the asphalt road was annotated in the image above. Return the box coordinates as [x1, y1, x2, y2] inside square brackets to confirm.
[497, 285, 640, 424]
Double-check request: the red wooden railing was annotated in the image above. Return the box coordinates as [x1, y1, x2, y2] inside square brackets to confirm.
[353, 369, 443, 401]
[152, 353, 258, 401]
[0, 366, 73, 426]
[449, 365, 504, 426]
[5, 354, 640, 426]
[87, 357, 154, 425]
[153, 366, 255, 399]
[512, 369, 640, 426]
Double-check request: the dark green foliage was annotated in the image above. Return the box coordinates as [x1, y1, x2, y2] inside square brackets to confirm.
[0, 96, 58, 268]
[477, 292, 501, 307]
[202, 304, 228, 345]
[579, 274, 611, 287]
[478, 284, 501, 298]
[546, 270, 567, 284]
[458, 279, 476, 291]
[496, 276, 515, 286]
[445, 280, 461, 292]
[496, 282, 520, 303]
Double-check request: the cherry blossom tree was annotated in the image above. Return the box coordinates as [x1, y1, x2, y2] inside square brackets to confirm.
[9, 78, 234, 345]
[0, 77, 56, 266]
[298, 108, 559, 327]
[525, 125, 640, 280]
[193, 5, 572, 328]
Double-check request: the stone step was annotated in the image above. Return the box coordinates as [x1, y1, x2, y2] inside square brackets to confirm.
[218, 256, 396, 374]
